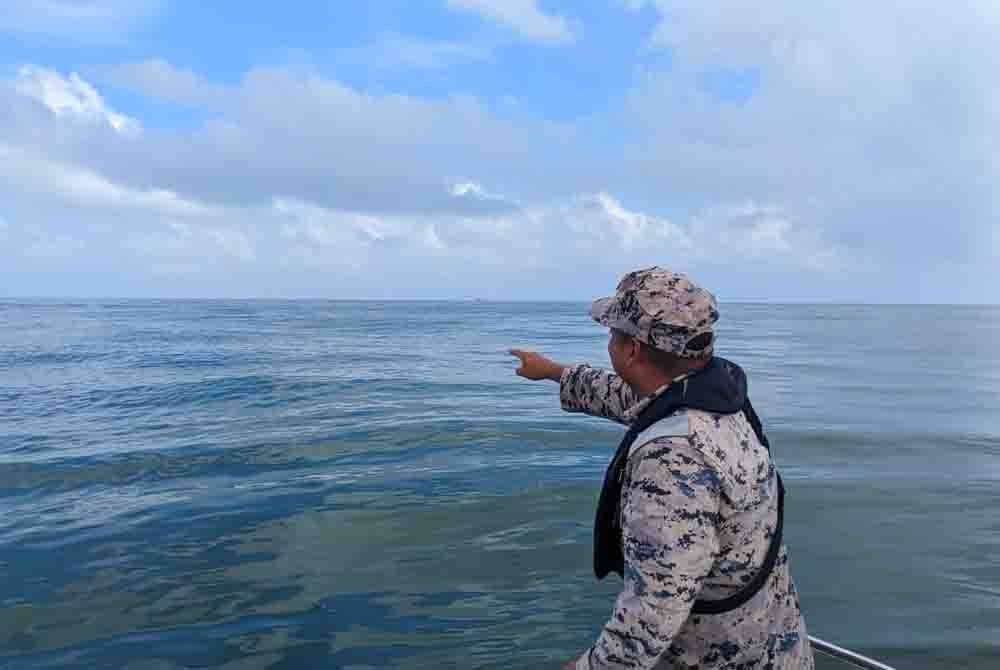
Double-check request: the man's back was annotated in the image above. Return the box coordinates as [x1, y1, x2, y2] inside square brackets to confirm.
[562, 364, 814, 669]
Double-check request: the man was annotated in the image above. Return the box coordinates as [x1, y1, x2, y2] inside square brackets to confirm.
[509, 267, 813, 669]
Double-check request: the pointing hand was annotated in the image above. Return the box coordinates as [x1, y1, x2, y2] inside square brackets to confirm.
[508, 349, 565, 382]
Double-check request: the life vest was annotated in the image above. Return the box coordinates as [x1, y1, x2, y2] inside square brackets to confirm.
[592, 357, 785, 615]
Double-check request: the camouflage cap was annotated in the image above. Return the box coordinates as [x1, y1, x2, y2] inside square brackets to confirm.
[591, 266, 719, 358]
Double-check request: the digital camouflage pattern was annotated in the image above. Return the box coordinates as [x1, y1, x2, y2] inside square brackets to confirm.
[590, 267, 720, 359]
[561, 364, 814, 670]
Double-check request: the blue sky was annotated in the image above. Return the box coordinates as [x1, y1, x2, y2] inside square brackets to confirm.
[1, 1, 998, 302]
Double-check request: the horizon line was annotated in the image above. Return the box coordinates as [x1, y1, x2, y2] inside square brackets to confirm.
[2, 296, 999, 307]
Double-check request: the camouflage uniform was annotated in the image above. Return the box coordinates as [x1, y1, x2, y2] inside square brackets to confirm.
[564, 267, 814, 670]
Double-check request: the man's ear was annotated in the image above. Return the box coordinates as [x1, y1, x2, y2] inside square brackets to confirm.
[626, 336, 640, 364]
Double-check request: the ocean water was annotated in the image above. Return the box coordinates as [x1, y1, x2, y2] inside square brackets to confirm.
[1, 300, 998, 670]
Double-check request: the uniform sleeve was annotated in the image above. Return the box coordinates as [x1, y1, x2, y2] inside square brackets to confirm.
[577, 437, 722, 670]
[559, 364, 638, 425]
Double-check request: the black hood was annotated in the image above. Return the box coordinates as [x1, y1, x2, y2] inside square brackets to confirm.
[673, 356, 748, 416]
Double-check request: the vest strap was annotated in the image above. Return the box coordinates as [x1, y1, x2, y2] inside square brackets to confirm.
[691, 470, 785, 614]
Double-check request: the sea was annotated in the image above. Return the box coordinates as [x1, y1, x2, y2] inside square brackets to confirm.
[1, 300, 998, 669]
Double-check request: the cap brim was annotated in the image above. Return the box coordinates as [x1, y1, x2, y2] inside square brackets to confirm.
[591, 297, 641, 337]
[590, 296, 613, 324]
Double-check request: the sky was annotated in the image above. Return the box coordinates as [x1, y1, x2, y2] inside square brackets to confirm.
[1, 1, 998, 302]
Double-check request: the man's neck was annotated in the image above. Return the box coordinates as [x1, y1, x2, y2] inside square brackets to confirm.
[631, 359, 710, 397]
[630, 373, 675, 397]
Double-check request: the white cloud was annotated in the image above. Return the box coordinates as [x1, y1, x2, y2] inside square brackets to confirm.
[3, 133, 840, 286]
[614, 1, 1000, 271]
[337, 33, 493, 70]
[0, 0, 161, 41]
[125, 222, 255, 276]
[271, 191, 838, 277]
[275, 198, 410, 268]
[448, 181, 515, 208]
[89, 59, 223, 107]
[450, 182, 490, 198]
[446, 0, 574, 44]
[0, 144, 208, 218]
[19, 227, 85, 261]
[686, 203, 842, 271]
[5, 65, 560, 217]
[14, 65, 140, 135]
[2, 220, 85, 263]
[0, 61, 871, 299]
[4, 62, 846, 291]
[3, 22, 999, 302]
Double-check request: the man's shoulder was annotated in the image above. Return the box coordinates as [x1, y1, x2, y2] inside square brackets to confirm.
[627, 411, 691, 458]
[629, 408, 761, 468]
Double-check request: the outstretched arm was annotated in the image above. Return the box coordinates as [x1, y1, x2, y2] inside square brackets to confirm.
[509, 349, 568, 383]
[558, 364, 637, 425]
[508, 349, 637, 425]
